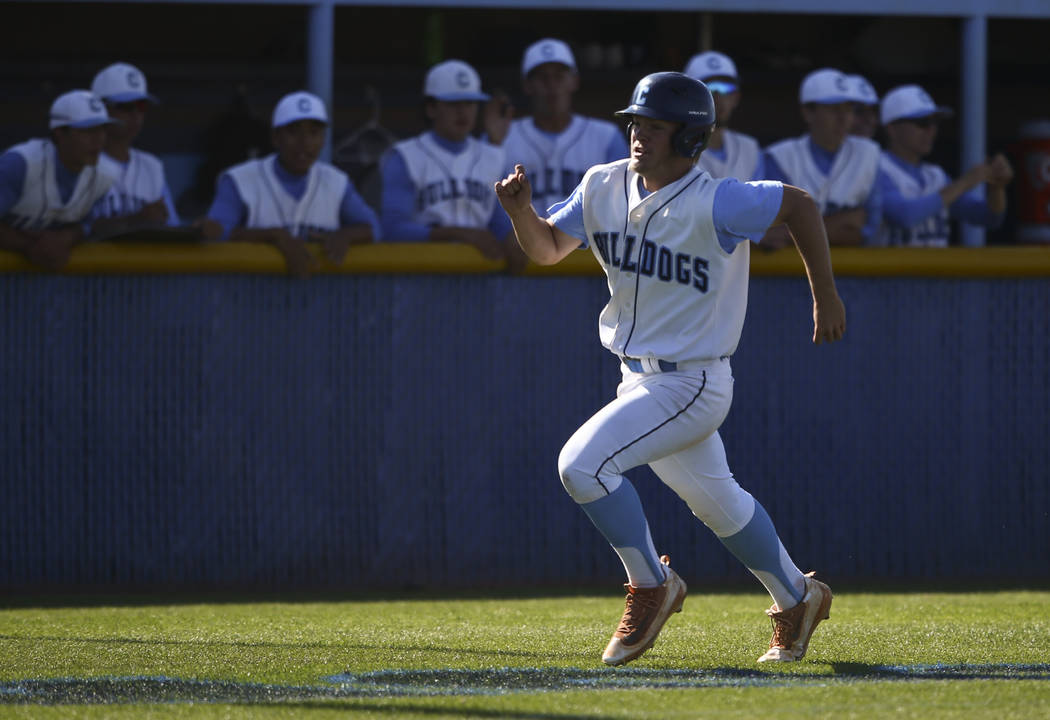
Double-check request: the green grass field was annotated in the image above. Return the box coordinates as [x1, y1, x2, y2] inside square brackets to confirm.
[2, 586, 1049, 719]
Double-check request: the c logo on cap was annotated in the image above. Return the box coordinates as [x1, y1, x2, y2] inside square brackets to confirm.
[298, 97, 312, 113]
[127, 70, 141, 88]
[89, 97, 103, 113]
[707, 56, 722, 71]
[541, 43, 555, 57]
[834, 76, 848, 92]
[456, 71, 470, 88]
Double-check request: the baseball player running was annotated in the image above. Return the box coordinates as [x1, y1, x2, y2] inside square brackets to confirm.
[495, 72, 845, 665]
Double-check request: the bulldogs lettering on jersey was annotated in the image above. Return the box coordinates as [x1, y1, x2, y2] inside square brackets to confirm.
[580, 160, 748, 364]
[502, 116, 624, 216]
[95, 150, 168, 220]
[765, 135, 879, 214]
[877, 154, 951, 247]
[696, 129, 761, 181]
[2, 139, 113, 230]
[226, 154, 348, 238]
[394, 133, 505, 228]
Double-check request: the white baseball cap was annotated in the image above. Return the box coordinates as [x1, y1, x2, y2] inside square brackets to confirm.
[684, 51, 738, 81]
[799, 68, 855, 104]
[49, 90, 117, 129]
[521, 38, 577, 77]
[271, 91, 329, 128]
[880, 84, 954, 125]
[424, 60, 490, 102]
[848, 74, 879, 106]
[91, 62, 158, 104]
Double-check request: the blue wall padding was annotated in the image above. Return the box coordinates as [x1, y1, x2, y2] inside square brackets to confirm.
[2, 274, 1047, 590]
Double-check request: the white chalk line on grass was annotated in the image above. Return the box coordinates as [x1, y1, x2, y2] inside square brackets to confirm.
[1, 664, 1048, 704]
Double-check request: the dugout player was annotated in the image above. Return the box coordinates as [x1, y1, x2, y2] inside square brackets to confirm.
[0, 89, 116, 270]
[848, 74, 880, 139]
[379, 59, 527, 273]
[683, 50, 765, 181]
[877, 84, 1011, 247]
[495, 72, 844, 666]
[88, 62, 180, 235]
[763, 68, 884, 247]
[488, 38, 628, 217]
[202, 91, 379, 278]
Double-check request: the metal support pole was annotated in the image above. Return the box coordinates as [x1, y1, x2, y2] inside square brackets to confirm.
[307, 0, 335, 162]
[960, 14, 987, 247]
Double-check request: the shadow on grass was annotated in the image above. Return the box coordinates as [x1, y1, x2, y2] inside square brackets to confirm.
[3, 664, 1049, 705]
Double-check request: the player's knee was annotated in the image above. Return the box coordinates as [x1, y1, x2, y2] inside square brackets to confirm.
[557, 442, 605, 504]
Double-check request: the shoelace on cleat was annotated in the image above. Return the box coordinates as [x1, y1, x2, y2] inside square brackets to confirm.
[617, 585, 662, 635]
[766, 604, 804, 648]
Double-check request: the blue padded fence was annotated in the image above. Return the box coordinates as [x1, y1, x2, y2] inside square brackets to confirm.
[2, 273, 1048, 590]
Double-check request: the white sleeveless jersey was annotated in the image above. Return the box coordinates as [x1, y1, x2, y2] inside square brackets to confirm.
[766, 135, 879, 215]
[697, 129, 761, 182]
[392, 134, 505, 228]
[226, 154, 348, 237]
[877, 153, 950, 247]
[3, 139, 113, 230]
[502, 115, 625, 216]
[94, 149, 168, 219]
[580, 160, 748, 363]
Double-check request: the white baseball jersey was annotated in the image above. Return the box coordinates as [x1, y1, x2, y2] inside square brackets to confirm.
[877, 153, 950, 247]
[697, 129, 761, 182]
[225, 154, 348, 236]
[94, 149, 176, 223]
[2, 139, 112, 230]
[765, 135, 879, 214]
[502, 115, 626, 215]
[392, 133, 505, 228]
[578, 160, 747, 364]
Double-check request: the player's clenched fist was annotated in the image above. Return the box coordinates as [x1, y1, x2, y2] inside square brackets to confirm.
[494, 164, 533, 216]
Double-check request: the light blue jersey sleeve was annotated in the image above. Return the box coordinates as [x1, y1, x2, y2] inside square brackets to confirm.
[546, 182, 587, 246]
[205, 173, 247, 241]
[161, 183, 180, 226]
[712, 179, 784, 252]
[860, 171, 884, 242]
[0, 151, 27, 217]
[379, 148, 429, 243]
[950, 190, 1005, 229]
[879, 170, 944, 227]
[340, 178, 381, 241]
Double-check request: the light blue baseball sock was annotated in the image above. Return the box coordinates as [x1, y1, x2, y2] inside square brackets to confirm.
[579, 480, 667, 588]
[718, 499, 807, 609]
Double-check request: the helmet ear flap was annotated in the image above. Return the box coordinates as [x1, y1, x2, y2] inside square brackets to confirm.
[672, 124, 713, 158]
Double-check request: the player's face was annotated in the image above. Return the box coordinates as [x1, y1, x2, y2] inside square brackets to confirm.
[272, 120, 326, 176]
[803, 102, 855, 151]
[53, 125, 107, 171]
[887, 116, 939, 159]
[104, 100, 148, 144]
[850, 104, 879, 138]
[711, 90, 739, 128]
[628, 117, 687, 178]
[523, 63, 579, 116]
[427, 100, 479, 143]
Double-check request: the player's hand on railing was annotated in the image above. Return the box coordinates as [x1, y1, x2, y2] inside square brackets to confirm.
[268, 228, 317, 279]
[136, 198, 169, 225]
[987, 153, 1014, 187]
[448, 227, 505, 262]
[495, 164, 533, 217]
[24, 226, 80, 271]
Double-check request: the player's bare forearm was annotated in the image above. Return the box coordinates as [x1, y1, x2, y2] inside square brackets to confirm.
[822, 209, 865, 247]
[776, 186, 846, 344]
[495, 164, 577, 265]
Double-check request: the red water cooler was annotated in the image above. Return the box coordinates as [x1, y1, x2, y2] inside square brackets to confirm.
[1016, 120, 1050, 243]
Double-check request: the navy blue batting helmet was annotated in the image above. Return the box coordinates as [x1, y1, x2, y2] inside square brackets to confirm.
[615, 72, 716, 158]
